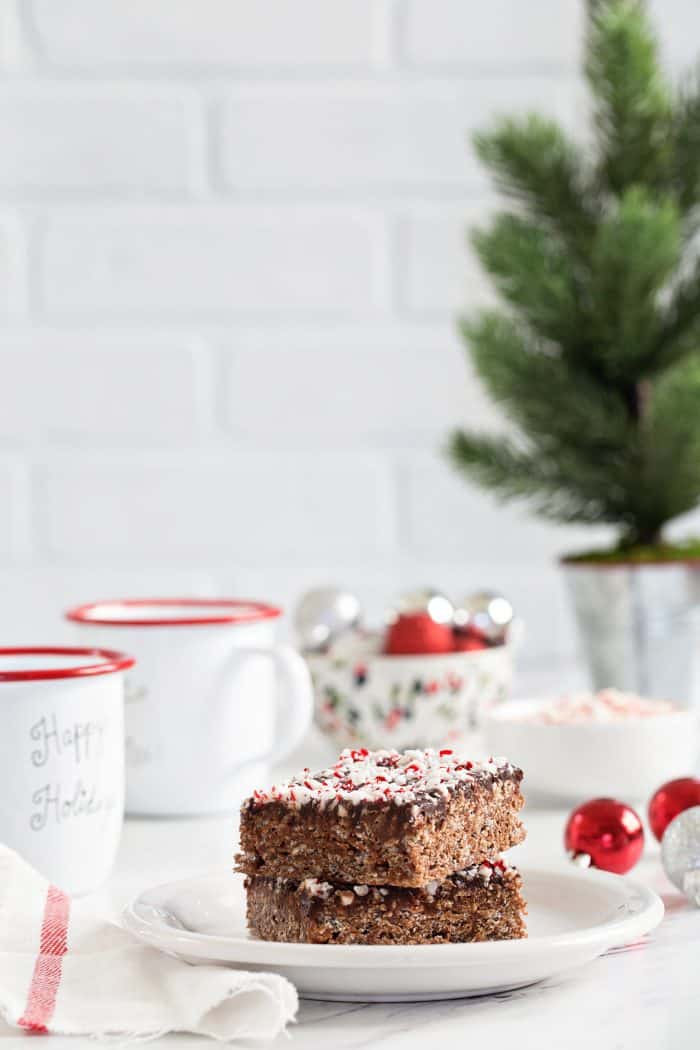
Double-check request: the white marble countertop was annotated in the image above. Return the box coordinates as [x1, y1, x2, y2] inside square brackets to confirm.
[2, 704, 698, 1050]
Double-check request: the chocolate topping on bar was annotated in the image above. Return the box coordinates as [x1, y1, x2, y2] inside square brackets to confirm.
[286, 858, 516, 906]
[245, 747, 520, 812]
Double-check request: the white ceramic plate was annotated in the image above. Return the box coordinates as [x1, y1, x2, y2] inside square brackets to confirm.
[122, 867, 663, 1002]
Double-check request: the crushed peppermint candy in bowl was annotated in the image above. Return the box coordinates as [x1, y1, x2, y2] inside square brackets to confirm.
[485, 690, 699, 803]
[515, 688, 680, 724]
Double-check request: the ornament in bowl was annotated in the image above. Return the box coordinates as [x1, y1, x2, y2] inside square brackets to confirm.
[296, 586, 517, 751]
[294, 587, 362, 653]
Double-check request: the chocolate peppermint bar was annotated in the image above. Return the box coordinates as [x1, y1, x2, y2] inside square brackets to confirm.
[236, 748, 525, 888]
[245, 860, 527, 945]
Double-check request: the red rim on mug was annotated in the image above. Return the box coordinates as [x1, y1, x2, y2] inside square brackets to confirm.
[65, 598, 282, 628]
[0, 647, 135, 682]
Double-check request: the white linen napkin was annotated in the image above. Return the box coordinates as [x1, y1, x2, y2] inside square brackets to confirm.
[0, 846, 297, 1042]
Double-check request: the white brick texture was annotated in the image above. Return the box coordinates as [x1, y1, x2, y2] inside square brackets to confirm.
[398, 204, 496, 315]
[0, 338, 209, 442]
[400, 452, 608, 563]
[0, 89, 196, 193]
[402, 0, 583, 70]
[43, 454, 396, 562]
[648, 0, 700, 70]
[0, 216, 25, 316]
[224, 329, 501, 442]
[0, 0, 695, 660]
[0, 458, 29, 560]
[39, 209, 384, 316]
[218, 80, 580, 191]
[29, 0, 377, 68]
[0, 2, 25, 71]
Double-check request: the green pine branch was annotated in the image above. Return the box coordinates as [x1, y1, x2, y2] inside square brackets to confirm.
[673, 69, 700, 216]
[651, 251, 700, 371]
[448, 429, 637, 530]
[460, 312, 630, 450]
[473, 116, 596, 257]
[587, 187, 680, 376]
[450, 0, 700, 549]
[585, 0, 672, 195]
[471, 215, 582, 347]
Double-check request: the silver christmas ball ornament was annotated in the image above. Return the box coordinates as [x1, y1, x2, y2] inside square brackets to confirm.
[454, 591, 513, 643]
[386, 588, 454, 626]
[294, 587, 362, 653]
[661, 805, 700, 907]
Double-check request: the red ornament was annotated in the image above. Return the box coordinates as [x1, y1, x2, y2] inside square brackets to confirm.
[564, 797, 644, 874]
[384, 613, 453, 655]
[453, 626, 489, 652]
[648, 777, 700, 842]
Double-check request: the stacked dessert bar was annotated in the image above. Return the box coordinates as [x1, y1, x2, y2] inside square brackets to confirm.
[236, 747, 527, 945]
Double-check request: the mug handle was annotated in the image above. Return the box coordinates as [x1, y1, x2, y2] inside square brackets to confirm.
[230, 645, 314, 767]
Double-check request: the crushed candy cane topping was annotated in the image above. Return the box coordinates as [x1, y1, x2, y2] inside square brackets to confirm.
[248, 748, 516, 810]
[518, 688, 679, 725]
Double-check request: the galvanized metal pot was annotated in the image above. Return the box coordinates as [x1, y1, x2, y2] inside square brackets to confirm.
[562, 559, 700, 704]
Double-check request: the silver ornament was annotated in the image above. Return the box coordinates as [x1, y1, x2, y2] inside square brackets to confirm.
[661, 805, 700, 907]
[386, 588, 454, 626]
[294, 587, 362, 653]
[454, 591, 513, 643]
[327, 627, 382, 662]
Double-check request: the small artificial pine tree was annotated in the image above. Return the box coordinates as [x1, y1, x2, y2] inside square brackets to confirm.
[449, 0, 700, 557]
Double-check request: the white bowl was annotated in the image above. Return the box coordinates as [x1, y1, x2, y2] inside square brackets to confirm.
[307, 641, 515, 751]
[484, 698, 700, 804]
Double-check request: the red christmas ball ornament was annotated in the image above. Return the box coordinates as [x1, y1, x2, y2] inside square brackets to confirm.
[453, 627, 488, 652]
[564, 797, 644, 874]
[384, 588, 454, 656]
[384, 613, 454, 655]
[648, 777, 700, 842]
[454, 591, 513, 645]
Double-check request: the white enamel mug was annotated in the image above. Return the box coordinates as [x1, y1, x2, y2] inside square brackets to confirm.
[66, 599, 313, 816]
[0, 647, 133, 895]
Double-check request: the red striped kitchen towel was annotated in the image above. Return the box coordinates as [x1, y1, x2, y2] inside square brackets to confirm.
[0, 846, 297, 1042]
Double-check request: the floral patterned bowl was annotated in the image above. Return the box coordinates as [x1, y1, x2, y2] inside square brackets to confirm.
[306, 639, 516, 751]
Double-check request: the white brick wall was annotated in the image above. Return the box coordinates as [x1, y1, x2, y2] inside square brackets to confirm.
[0, 89, 198, 193]
[28, 0, 379, 69]
[397, 203, 496, 315]
[0, 457, 29, 559]
[42, 451, 396, 562]
[0, 1, 692, 661]
[216, 79, 579, 191]
[40, 209, 385, 316]
[0, 213, 26, 316]
[400, 0, 584, 70]
[224, 333, 485, 442]
[0, 336, 209, 441]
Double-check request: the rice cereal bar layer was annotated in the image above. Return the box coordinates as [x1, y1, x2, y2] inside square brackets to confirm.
[245, 860, 527, 945]
[236, 748, 525, 888]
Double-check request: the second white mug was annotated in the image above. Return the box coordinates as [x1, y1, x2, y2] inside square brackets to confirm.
[66, 598, 313, 816]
